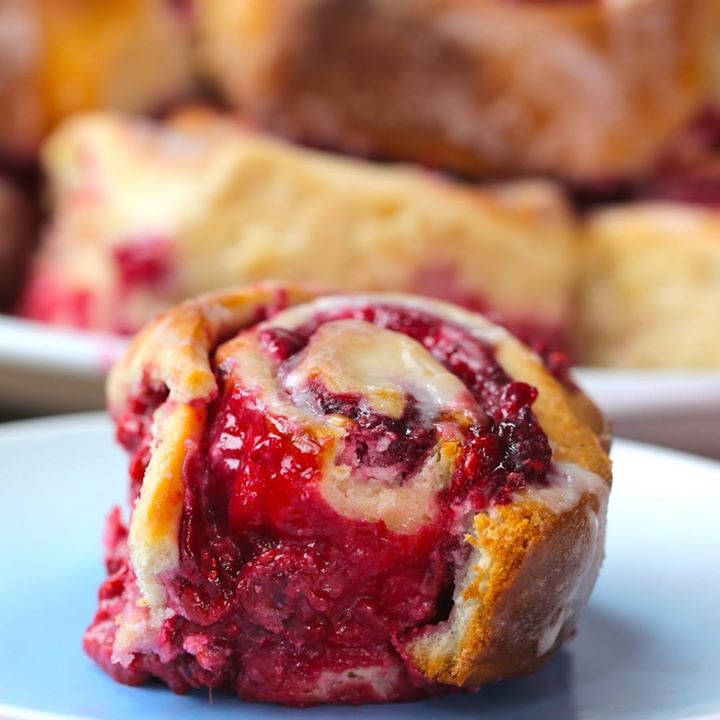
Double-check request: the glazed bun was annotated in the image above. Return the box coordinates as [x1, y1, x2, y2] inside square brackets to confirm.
[86, 285, 611, 706]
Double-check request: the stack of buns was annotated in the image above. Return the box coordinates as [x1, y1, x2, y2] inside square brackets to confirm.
[4, 0, 720, 368]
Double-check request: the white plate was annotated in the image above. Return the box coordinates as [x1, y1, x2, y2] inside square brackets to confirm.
[0, 315, 125, 413]
[574, 368, 720, 458]
[0, 414, 719, 720]
[1, 315, 719, 456]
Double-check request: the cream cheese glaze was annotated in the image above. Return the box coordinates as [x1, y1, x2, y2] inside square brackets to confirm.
[521, 461, 609, 514]
[282, 319, 480, 422]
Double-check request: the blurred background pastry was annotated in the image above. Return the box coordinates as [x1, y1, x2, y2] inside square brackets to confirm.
[20, 110, 578, 357]
[0, 0, 193, 160]
[198, 0, 710, 182]
[640, 108, 720, 208]
[0, 0, 717, 457]
[575, 202, 720, 368]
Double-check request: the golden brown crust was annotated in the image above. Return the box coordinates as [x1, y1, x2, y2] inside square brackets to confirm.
[199, 0, 708, 180]
[409, 494, 601, 684]
[454, 494, 603, 684]
[109, 284, 319, 412]
[111, 286, 611, 688]
[0, 0, 192, 157]
[403, 324, 610, 684]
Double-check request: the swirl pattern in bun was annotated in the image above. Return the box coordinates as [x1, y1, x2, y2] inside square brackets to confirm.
[86, 285, 611, 706]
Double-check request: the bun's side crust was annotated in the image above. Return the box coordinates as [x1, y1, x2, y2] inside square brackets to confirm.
[405, 336, 610, 683]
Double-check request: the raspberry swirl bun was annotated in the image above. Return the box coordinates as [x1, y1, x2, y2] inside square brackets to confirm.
[86, 285, 612, 706]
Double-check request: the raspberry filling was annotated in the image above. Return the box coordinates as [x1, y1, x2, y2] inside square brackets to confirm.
[113, 235, 174, 292]
[86, 304, 552, 705]
[642, 107, 720, 208]
[18, 272, 95, 330]
[570, 107, 720, 210]
[19, 234, 176, 334]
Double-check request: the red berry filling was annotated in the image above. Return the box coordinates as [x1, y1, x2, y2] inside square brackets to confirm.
[114, 382, 169, 502]
[643, 107, 720, 208]
[113, 235, 174, 292]
[86, 303, 552, 705]
[18, 272, 95, 330]
[296, 379, 438, 482]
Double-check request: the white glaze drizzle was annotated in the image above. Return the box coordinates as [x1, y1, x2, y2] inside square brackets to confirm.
[282, 319, 479, 422]
[519, 461, 609, 514]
